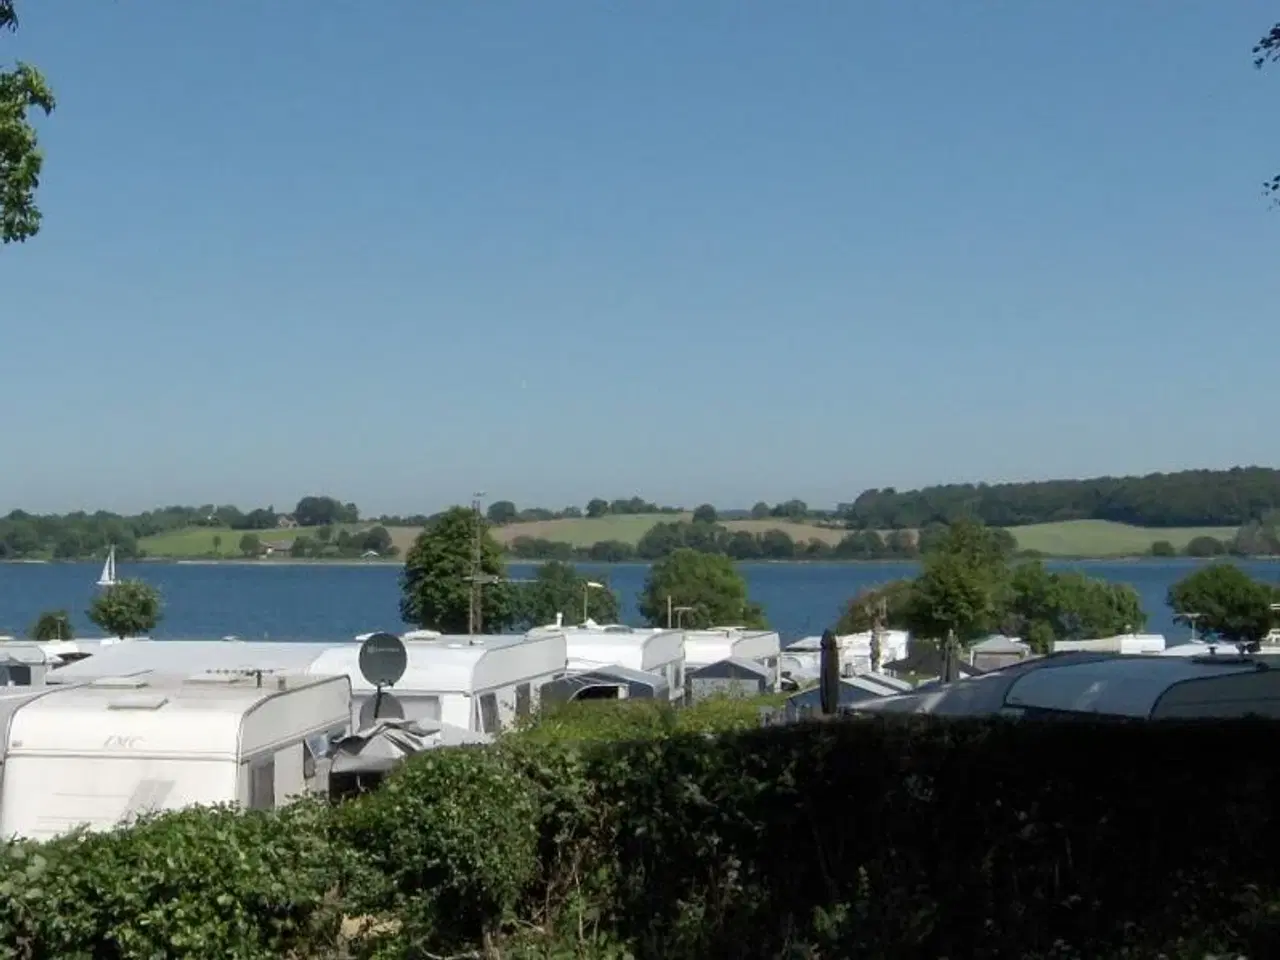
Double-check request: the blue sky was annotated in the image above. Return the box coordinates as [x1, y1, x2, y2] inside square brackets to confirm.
[2, 1, 1278, 516]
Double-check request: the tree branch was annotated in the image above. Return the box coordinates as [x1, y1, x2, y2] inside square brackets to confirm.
[1256, 24, 1280, 201]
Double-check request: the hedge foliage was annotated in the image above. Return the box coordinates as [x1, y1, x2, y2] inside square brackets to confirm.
[4, 709, 1280, 958]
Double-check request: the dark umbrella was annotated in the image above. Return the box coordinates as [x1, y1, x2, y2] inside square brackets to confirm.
[819, 628, 841, 716]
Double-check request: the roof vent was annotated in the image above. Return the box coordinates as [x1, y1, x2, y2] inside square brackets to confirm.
[90, 676, 148, 689]
[108, 694, 169, 711]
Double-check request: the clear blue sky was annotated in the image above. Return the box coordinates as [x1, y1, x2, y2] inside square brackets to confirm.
[3, 1, 1278, 516]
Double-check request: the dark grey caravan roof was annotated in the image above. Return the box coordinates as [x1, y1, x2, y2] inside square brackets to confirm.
[542, 665, 670, 703]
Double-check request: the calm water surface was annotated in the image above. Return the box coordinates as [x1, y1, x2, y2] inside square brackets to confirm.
[1, 559, 1274, 643]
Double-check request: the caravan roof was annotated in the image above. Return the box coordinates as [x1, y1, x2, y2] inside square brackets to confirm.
[48, 640, 341, 684]
[683, 627, 780, 667]
[5, 672, 349, 760]
[555, 627, 682, 673]
[46, 634, 568, 697]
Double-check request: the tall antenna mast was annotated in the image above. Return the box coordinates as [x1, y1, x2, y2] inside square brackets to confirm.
[468, 492, 485, 636]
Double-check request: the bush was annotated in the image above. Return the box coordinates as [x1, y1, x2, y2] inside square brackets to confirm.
[332, 744, 540, 952]
[0, 800, 347, 960]
[5, 718, 1280, 958]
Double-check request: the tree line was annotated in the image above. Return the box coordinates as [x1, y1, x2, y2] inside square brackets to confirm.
[507, 519, 944, 563]
[839, 467, 1280, 529]
[483, 497, 822, 525]
[0, 495, 367, 560]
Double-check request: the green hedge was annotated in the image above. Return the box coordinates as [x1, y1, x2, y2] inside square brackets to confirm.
[4, 717, 1280, 958]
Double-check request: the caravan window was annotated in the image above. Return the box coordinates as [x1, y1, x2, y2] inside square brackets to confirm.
[0, 664, 31, 686]
[479, 692, 500, 734]
[515, 683, 531, 720]
[248, 758, 275, 810]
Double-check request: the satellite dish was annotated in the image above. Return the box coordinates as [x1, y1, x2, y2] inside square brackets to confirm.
[358, 632, 407, 688]
[359, 691, 405, 727]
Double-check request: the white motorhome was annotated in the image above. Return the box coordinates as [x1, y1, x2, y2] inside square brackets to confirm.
[381, 634, 566, 733]
[536, 625, 684, 701]
[47, 633, 568, 736]
[0, 671, 351, 841]
[684, 627, 781, 672]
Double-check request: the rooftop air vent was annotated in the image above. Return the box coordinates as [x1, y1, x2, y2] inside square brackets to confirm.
[108, 694, 169, 710]
[90, 676, 148, 689]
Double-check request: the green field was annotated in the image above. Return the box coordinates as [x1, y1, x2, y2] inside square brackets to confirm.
[1006, 520, 1237, 557]
[139, 525, 425, 558]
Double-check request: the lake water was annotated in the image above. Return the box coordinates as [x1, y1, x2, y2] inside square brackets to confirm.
[2, 558, 1275, 644]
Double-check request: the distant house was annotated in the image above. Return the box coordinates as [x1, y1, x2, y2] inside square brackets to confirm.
[261, 540, 292, 556]
[968, 635, 1033, 672]
[276, 515, 299, 529]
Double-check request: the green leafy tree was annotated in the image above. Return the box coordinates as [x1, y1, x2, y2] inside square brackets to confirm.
[87, 579, 162, 639]
[750, 501, 771, 520]
[1167, 563, 1277, 646]
[239, 532, 261, 557]
[637, 548, 766, 629]
[585, 498, 609, 518]
[293, 495, 355, 527]
[835, 579, 915, 634]
[1004, 561, 1147, 653]
[1, 1, 55, 244]
[486, 500, 518, 525]
[1150, 540, 1177, 558]
[400, 506, 514, 633]
[28, 608, 72, 641]
[512, 560, 620, 630]
[1185, 535, 1227, 558]
[904, 518, 1012, 643]
[691, 503, 718, 524]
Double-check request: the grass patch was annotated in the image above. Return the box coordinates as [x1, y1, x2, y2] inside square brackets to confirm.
[138, 526, 310, 556]
[1007, 519, 1237, 557]
[140, 524, 427, 558]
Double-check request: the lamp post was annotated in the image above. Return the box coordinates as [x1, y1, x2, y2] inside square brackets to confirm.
[582, 580, 604, 623]
[1184, 612, 1203, 643]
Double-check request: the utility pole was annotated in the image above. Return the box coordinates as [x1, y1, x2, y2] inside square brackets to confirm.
[468, 492, 485, 637]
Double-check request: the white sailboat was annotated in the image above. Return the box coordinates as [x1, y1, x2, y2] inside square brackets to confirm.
[96, 545, 118, 588]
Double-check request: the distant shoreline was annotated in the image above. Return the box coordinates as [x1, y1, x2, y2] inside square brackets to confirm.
[2, 555, 1274, 568]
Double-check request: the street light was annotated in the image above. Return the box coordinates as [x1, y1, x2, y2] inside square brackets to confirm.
[583, 580, 604, 623]
[1184, 612, 1203, 642]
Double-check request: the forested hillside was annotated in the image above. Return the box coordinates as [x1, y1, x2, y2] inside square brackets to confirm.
[840, 467, 1280, 529]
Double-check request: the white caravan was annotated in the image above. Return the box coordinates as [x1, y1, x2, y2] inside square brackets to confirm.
[0, 671, 351, 841]
[684, 627, 781, 671]
[1053, 634, 1166, 655]
[536, 625, 685, 701]
[47, 633, 568, 737]
[783, 630, 909, 676]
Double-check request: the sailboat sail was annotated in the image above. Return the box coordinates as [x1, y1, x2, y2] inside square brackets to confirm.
[97, 546, 118, 587]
